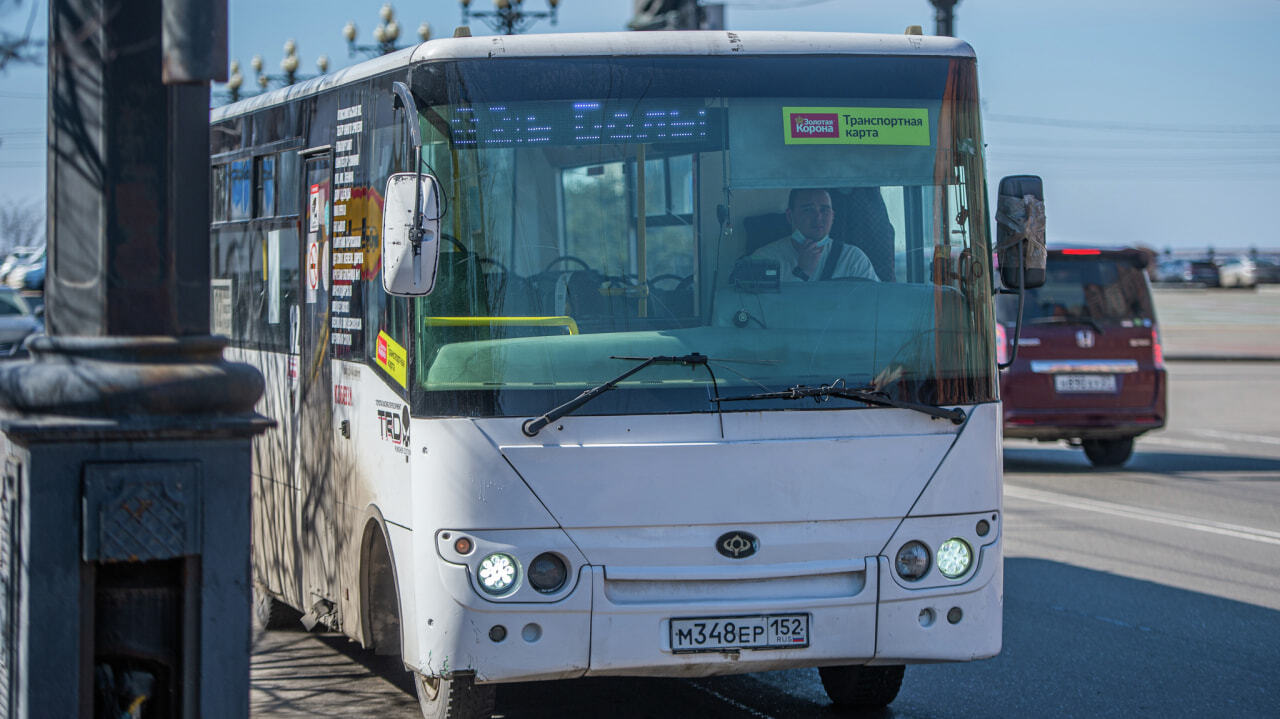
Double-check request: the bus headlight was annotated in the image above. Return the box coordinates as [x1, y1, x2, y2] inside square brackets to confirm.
[895, 540, 930, 581]
[478, 552, 520, 595]
[937, 538, 973, 579]
[527, 552, 568, 593]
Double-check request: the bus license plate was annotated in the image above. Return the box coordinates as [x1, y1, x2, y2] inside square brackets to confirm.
[669, 614, 809, 653]
[1054, 374, 1117, 393]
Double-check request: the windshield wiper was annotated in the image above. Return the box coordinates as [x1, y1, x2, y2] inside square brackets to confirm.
[716, 379, 967, 425]
[522, 353, 711, 437]
[1028, 315, 1106, 334]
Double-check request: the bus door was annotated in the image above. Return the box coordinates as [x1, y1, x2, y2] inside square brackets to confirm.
[298, 150, 341, 623]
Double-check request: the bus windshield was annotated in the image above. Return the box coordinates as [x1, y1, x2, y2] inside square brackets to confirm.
[406, 54, 995, 417]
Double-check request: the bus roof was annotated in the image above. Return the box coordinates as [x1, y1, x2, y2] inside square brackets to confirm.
[413, 30, 973, 63]
[212, 30, 974, 122]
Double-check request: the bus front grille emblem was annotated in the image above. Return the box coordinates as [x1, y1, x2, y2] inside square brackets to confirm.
[716, 531, 759, 559]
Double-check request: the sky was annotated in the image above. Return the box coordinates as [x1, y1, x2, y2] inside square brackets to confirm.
[1, 0, 1278, 253]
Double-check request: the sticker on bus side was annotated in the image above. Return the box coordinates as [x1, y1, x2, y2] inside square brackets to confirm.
[309, 184, 322, 232]
[376, 331, 408, 388]
[334, 384, 354, 406]
[375, 399, 410, 454]
[783, 107, 930, 146]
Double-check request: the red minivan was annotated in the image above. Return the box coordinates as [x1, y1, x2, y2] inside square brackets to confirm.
[997, 247, 1167, 467]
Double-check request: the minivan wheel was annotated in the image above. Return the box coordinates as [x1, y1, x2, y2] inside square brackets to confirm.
[1083, 437, 1135, 467]
[819, 664, 905, 711]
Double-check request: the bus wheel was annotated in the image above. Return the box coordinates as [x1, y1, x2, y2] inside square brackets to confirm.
[1083, 437, 1134, 467]
[414, 672, 495, 719]
[818, 664, 905, 711]
[253, 582, 301, 631]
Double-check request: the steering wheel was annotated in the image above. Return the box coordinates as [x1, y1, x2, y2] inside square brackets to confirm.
[476, 256, 509, 275]
[542, 255, 590, 274]
[647, 273, 686, 290]
[441, 233, 469, 255]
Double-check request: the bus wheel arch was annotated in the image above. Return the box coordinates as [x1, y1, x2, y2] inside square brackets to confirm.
[359, 511, 402, 657]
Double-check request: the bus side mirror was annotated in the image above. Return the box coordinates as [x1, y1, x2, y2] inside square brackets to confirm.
[381, 172, 442, 296]
[995, 174, 1047, 290]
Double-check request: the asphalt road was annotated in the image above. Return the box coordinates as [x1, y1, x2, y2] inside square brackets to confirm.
[253, 291, 1280, 718]
[1152, 285, 1280, 359]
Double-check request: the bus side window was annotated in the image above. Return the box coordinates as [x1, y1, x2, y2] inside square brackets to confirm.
[277, 151, 300, 217]
[211, 163, 229, 223]
[255, 154, 276, 218]
[229, 158, 252, 221]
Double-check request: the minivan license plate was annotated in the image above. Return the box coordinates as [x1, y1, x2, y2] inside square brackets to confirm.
[1054, 374, 1117, 393]
[669, 614, 809, 653]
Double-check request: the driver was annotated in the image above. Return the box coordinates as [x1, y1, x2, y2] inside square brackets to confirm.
[751, 188, 879, 282]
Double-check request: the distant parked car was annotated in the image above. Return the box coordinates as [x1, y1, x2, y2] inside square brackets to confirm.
[0, 247, 41, 285]
[5, 246, 45, 291]
[1253, 258, 1280, 284]
[19, 262, 43, 291]
[1154, 259, 1192, 283]
[1215, 255, 1257, 288]
[0, 287, 43, 357]
[1188, 259, 1220, 287]
[998, 246, 1166, 468]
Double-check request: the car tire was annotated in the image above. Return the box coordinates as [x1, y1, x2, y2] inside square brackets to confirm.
[1083, 437, 1135, 468]
[819, 664, 905, 711]
[414, 672, 496, 719]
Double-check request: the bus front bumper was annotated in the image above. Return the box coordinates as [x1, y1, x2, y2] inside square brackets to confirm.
[424, 545, 1002, 684]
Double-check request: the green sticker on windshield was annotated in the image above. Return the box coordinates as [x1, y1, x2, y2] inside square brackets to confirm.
[783, 107, 930, 146]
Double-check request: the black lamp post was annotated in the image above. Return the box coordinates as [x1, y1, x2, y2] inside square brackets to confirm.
[929, 0, 960, 37]
[461, 0, 559, 35]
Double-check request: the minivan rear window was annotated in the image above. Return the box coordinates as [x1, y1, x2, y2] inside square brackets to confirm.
[998, 256, 1154, 324]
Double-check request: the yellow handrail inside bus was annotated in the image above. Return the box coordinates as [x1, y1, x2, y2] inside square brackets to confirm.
[423, 316, 580, 335]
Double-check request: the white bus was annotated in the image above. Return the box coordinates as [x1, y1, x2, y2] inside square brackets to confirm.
[211, 30, 1026, 718]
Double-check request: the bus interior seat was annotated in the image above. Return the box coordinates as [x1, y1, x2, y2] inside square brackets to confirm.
[646, 274, 695, 320]
[742, 212, 792, 257]
[832, 187, 895, 283]
[530, 264, 610, 320]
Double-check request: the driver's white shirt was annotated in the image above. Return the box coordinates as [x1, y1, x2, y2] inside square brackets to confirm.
[751, 231, 880, 282]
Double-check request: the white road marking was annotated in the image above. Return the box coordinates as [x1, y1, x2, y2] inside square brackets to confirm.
[1138, 436, 1229, 452]
[1192, 428, 1280, 446]
[1005, 485, 1280, 546]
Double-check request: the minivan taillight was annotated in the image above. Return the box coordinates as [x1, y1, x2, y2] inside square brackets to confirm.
[1153, 327, 1164, 368]
[996, 323, 1009, 365]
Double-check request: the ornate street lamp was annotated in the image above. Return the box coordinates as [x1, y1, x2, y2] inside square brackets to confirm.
[226, 60, 244, 102]
[344, 3, 432, 58]
[461, 0, 559, 36]
[249, 39, 329, 92]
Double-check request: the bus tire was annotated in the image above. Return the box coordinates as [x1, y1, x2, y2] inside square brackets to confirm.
[414, 672, 496, 719]
[1083, 437, 1134, 467]
[818, 664, 905, 711]
[253, 582, 302, 631]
